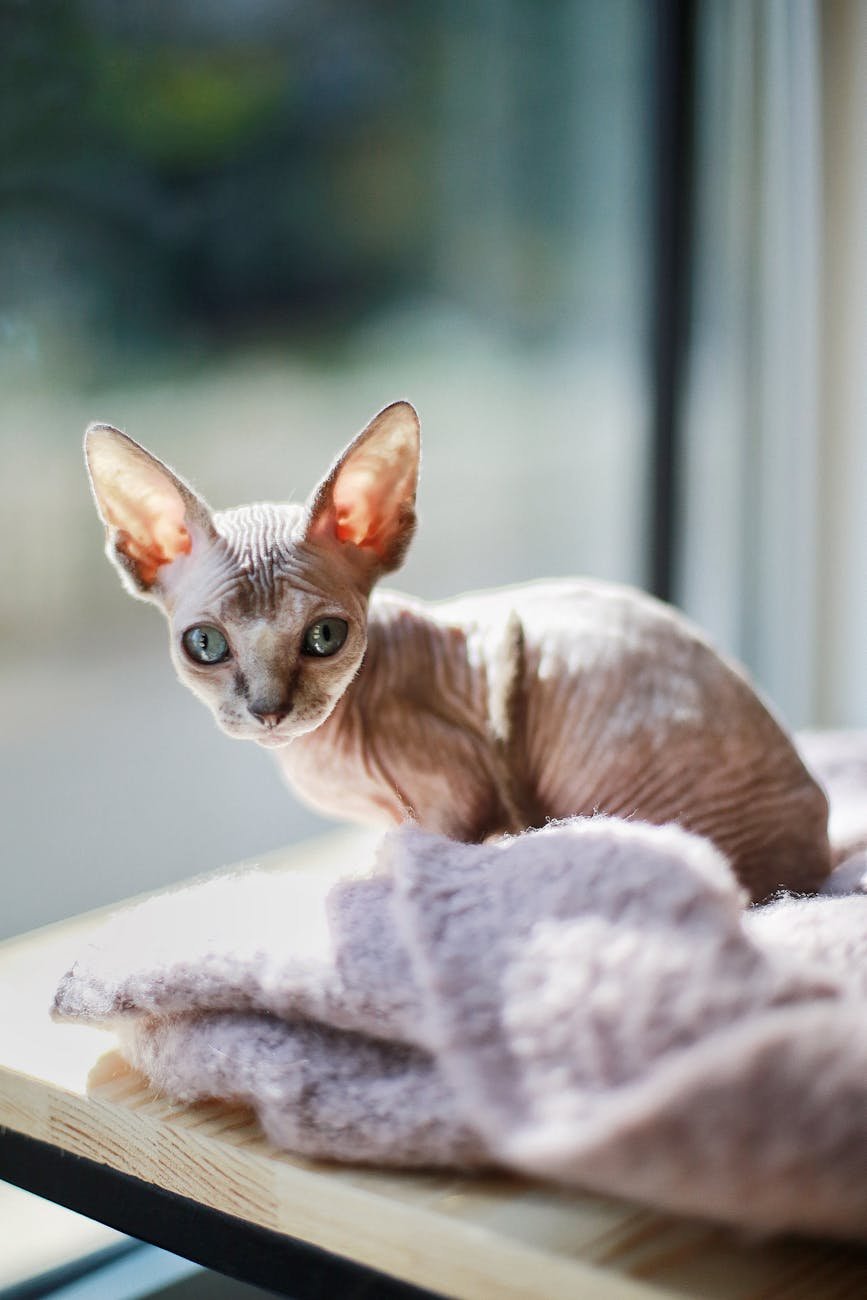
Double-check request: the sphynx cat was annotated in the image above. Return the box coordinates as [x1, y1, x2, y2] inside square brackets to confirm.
[85, 400, 830, 901]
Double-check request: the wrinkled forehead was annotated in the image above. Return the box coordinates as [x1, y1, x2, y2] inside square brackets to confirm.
[207, 503, 355, 623]
[215, 502, 305, 569]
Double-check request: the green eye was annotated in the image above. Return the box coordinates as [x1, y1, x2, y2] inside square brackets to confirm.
[182, 625, 230, 665]
[303, 617, 348, 658]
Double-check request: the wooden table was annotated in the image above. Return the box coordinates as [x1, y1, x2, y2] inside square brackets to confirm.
[2, 829, 866, 1300]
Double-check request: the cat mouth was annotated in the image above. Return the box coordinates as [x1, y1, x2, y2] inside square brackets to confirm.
[250, 711, 329, 744]
[221, 719, 293, 747]
[254, 730, 292, 748]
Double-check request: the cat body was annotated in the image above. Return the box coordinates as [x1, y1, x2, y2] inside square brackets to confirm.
[85, 402, 830, 901]
[281, 580, 829, 900]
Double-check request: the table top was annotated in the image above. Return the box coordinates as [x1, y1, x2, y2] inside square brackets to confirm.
[2, 828, 867, 1300]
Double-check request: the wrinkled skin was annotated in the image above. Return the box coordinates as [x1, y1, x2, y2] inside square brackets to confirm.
[282, 581, 831, 901]
[85, 403, 831, 903]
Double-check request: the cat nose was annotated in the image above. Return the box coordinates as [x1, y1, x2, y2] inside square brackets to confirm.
[249, 703, 291, 728]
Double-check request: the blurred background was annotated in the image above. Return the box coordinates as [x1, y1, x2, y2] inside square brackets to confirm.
[1, 0, 865, 939]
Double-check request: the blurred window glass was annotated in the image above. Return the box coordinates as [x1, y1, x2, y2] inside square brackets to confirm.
[0, 0, 652, 935]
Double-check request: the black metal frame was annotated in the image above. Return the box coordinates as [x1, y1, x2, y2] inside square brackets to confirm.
[0, 11, 696, 1297]
[0, 1129, 444, 1300]
[649, 0, 696, 603]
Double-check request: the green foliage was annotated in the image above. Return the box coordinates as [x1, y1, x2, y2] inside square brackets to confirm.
[87, 45, 286, 168]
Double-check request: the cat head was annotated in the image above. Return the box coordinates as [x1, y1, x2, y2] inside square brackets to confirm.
[85, 401, 420, 747]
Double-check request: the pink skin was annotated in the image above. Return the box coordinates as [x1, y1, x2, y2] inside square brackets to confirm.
[85, 403, 831, 902]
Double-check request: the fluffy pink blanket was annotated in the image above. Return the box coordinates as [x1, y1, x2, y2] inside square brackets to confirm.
[53, 732, 867, 1241]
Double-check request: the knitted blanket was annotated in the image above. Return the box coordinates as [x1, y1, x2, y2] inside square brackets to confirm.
[53, 732, 867, 1241]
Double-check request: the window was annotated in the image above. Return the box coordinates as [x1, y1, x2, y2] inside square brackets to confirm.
[1, 0, 863, 948]
[0, 0, 653, 936]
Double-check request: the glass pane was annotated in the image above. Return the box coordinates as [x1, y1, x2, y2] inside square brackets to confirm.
[0, 0, 652, 934]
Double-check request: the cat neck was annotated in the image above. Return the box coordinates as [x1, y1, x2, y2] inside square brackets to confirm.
[340, 588, 489, 730]
[279, 588, 499, 831]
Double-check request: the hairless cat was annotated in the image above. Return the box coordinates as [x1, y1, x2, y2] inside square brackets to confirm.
[85, 400, 830, 901]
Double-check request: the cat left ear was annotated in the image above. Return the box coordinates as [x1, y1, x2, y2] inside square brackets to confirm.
[304, 401, 420, 579]
[85, 424, 216, 599]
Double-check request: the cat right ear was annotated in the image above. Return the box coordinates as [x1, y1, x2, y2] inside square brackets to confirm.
[85, 425, 216, 599]
[303, 401, 420, 582]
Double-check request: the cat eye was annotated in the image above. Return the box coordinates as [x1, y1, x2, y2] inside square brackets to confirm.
[182, 625, 230, 665]
[302, 617, 348, 658]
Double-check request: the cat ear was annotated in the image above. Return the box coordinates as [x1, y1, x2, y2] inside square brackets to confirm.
[85, 424, 216, 598]
[304, 401, 420, 579]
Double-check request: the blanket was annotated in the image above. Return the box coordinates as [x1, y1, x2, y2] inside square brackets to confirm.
[52, 732, 867, 1241]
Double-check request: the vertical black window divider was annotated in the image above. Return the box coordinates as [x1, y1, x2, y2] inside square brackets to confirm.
[648, 0, 697, 604]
